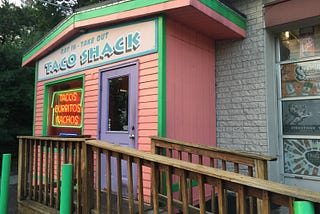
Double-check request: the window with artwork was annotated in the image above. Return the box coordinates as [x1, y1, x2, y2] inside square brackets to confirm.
[278, 24, 320, 178]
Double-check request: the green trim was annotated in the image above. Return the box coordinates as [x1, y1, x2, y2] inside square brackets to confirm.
[200, 0, 246, 30]
[42, 75, 85, 136]
[22, 0, 245, 65]
[157, 16, 166, 138]
[32, 63, 38, 136]
[74, 0, 169, 22]
[22, 0, 170, 64]
[23, 16, 75, 64]
[172, 180, 198, 193]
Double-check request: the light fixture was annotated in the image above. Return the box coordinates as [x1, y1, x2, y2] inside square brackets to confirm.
[285, 31, 290, 40]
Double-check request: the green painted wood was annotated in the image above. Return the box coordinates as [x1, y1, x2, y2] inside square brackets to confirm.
[59, 164, 73, 214]
[0, 154, 11, 214]
[158, 16, 166, 138]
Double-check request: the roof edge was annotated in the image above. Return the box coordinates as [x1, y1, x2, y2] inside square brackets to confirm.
[22, 0, 246, 67]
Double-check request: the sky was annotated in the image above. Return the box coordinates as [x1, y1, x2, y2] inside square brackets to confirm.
[1, 0, 22, 6]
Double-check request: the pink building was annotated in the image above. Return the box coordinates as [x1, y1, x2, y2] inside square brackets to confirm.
[22, 0, 246, 199]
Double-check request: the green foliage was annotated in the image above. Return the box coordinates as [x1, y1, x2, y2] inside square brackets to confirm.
[0, 0, 116, 144]
[0, 0, 68, 144]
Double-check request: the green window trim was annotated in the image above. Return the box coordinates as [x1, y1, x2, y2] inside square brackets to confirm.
[42, 74, 85, 136]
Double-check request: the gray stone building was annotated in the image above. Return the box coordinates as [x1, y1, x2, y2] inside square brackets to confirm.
[216, 0, 320, 191]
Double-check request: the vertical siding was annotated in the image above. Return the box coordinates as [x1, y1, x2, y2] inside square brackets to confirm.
[166, 18, 216, 148]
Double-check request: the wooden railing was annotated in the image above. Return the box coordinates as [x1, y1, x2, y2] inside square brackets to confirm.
[151, 136, 277, 179]
[150, 136, 277, 213]
[17, 136, 89, 214]
[17, 136, 320, 214]
[84, 139, 320, 214]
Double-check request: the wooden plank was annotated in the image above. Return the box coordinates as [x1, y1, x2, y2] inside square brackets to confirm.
[151, 162, 159, 214]
[86, 139, 320, 204]
[261, 190, 270, 214]
[33, 141, 38, 201]
[56, 142, 61, 209]
[255, 160, 267, 214]
[116, 153, 122, 214]
[24, 140, 29, 199]
[17, 138, 25, 201]
[187, 152, 193, 204]
[81, 142, 93, 214]
[44, 141, 48, 205]
[150, 136, 277, 162]
[165, 166, 173, 214]
[237, 185, 246, 214]
[217, 180, 226, 214]
[288, 197, 294, 214]
[180, 170, 189, 214]
[178, 151, 182, 201]
[198, 174, 205, 214]
[127, 156, 134, 214]
[96, 148, 101, 214]
[76, 143, 81, 213]
[137, 159, 144, 214]
[248, 166, 254, 214]
[106, 151, 112, 214]
[39, 140, 43, 203]
[210, 158, 216, 214]
[49, 140, 54, 207]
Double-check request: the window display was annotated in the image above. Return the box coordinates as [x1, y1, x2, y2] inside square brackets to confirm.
[280, 25, 320, 61]
[46, 77, 83, 136]
[284, 138, 320, 176]
[279, 24, 320, 179]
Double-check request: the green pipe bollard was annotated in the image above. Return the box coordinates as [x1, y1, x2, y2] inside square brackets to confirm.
[294, 201, 315, 214]
[60, 164, 73, 214]
[0, 154, 11, 214]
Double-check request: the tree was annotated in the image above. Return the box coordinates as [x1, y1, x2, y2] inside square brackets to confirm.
[0, 0, 116, 148]
[0, 0, 69, 146]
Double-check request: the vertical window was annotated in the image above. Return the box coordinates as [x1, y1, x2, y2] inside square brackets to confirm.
[47, 78, 83, 136]
[108, 76, 129, 131]
[279, 25, 320, 178]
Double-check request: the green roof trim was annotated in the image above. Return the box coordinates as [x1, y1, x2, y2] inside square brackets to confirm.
[200, 0, 246, 30]
[22, 16, 75, 64]
[22, 0, 246, 65]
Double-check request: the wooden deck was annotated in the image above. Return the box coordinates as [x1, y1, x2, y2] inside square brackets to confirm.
[17, 136, 320, 213]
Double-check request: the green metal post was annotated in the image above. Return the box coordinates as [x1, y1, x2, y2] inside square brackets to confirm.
[60, 164, 73, 214]
[0, 154, 11, 214]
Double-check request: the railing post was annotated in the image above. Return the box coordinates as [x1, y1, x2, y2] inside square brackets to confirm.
[0, 154, 11, 214]
[60, 164, 73, 214]
[17, 138, 25, 202]
[255, 159, 268, 214]
[82, 141, 93, 213]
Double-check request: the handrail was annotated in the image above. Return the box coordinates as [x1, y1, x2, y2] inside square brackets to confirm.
[17, 136, 320, 214]
[150, 136, 278, 213]
[85, 139, 320, 214]
[151, 136, 276, 162]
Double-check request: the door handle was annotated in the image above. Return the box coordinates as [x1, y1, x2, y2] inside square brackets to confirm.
[129, 134, 135, 139]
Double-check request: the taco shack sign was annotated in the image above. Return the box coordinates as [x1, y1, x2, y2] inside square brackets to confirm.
[38, 19, 157, 81]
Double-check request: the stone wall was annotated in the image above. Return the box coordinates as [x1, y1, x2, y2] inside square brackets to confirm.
[215, 0, 268, 154]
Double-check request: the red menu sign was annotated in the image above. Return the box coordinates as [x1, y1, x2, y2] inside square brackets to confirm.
[51, 89, 83, 128]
